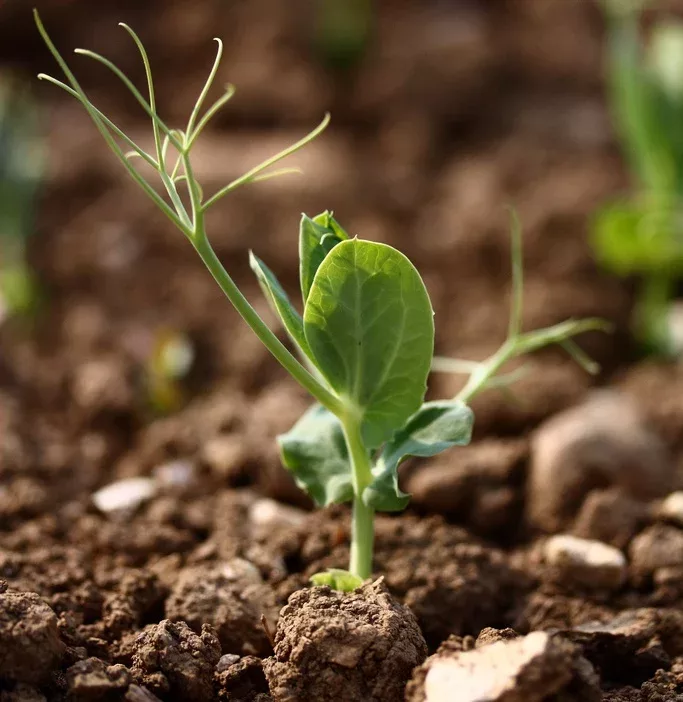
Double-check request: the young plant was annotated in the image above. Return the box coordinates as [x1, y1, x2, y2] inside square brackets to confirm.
[0, 73, 44, 322]
[432, 214, 610, 402]
[593, 0, 683, 355]
[36, 13, 605, 590]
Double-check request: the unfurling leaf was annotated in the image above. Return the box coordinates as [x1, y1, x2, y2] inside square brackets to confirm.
[249, 251, 313, 359]
[363, 401, 474, 511]
[299, 212, 347, 304]
[304, 238, 434, 449]
[310, 569, 364, 591]
[278, 404, 353, 507]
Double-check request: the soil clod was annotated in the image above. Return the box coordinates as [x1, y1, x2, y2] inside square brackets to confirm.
[263, 579, 427, 702]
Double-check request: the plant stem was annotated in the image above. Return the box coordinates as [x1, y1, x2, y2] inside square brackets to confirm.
[192, 232, 342, 415]
[341, 413, 375, 579]
[455, 340, 514, 406]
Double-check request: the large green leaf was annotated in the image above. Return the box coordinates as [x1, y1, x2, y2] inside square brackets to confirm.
[304, 238, 434, 449]
[299, 213, 348, 304]
[363, 401, 474, 511]
[249, 252, 313, 360]
[278, 404, 353, 507]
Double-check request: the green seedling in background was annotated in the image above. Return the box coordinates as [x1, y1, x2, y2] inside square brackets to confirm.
[145, 328, 195, 415]
[0, 74, 44, 322]
[593, 0, 683, 355]
[36, 12, 605, 589]
[313, 0, 372, 70]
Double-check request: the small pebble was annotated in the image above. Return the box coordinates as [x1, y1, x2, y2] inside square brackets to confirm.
[656, 492, 683, 526]
[153, 460, 195, 489]
[249, 498, 306, 531]
[216, 654, 241, 673]
[92, 478, 156, 515]
[543, 534, 626, 590]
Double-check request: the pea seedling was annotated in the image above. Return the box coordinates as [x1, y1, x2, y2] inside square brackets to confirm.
[36, 13, 605, 589]
[593, 0, 683, 355]
[0, 73, 44, 322]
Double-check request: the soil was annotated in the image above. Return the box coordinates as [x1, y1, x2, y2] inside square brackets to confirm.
[3, 0, 683, 700]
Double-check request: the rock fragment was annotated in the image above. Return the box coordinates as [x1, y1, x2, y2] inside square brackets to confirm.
[405, 631, 591, 702]
[65, 658, 130, 700]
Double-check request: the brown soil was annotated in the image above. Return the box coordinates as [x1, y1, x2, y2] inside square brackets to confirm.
[3, 0, 683, 700]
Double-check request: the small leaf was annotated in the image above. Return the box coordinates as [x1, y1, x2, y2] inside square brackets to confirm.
[363, 401, 474, 511]
[278, 404, 353, 507]
[299, 213, 345, 304]
[310, 569, 364, 591]
[249, 252, 313, 360]
[313, 211, 351, 241]
[304, 238, 434, 449]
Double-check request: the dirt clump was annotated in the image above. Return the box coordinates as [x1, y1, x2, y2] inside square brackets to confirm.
[0, 582, 65, 685]
[562, 609, 671, 687]
[404, 438, 527, 536]
[65, 657, 131, 700]
[263, 579, 427, 702]
[130, 619, 221, 701]
[215, 655, 270, 701]
[571, 488, 647, 549]
[405, 629, 598, 702]
[165, 559, 279, 656]
[629, 525, 683, 576]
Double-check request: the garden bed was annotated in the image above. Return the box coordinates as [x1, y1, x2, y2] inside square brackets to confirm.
[2, 1, 683, 700]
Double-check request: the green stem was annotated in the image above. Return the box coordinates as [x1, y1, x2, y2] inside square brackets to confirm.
[455, 340, 514, 406]
[192, 233, 342, 414]
[341, 413, 374, 579]
[636, 274, 673, 353]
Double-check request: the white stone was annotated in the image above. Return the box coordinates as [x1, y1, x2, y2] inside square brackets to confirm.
[249, 498, 306, 530]
[658, 492, 683, 525]
[425, 632, 550, 702]
[543, 534, 626, 589]
[92, 477, 156, 514]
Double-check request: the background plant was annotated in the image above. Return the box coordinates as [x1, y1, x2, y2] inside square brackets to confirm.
[593, 0, 683, 355]
[0, 72, 44, 323]
[37, 12, 605, 589]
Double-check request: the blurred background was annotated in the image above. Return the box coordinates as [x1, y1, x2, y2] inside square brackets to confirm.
[1, 0, 682, 530]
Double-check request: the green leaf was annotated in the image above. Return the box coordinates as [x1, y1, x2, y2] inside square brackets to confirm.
[299, 213, 347, 304]
[304, 238, 434, 449]
[310, 569, 364, 591]
[278, 404, 353, 507]
[363, 401, 474, 511]
[313, 210, 351, 241]
[249, 251, 313, 360]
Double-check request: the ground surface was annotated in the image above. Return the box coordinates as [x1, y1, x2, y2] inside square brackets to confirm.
[3, 1, 683, 700]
